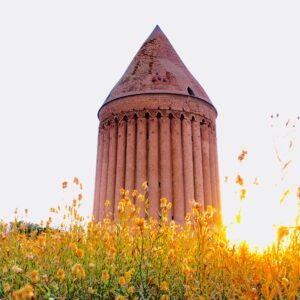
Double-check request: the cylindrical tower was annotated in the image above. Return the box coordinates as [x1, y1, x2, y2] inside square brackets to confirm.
[93, 26, 220, 222]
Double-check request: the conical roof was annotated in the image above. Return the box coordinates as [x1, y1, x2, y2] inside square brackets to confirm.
[102, 25, 212, 107]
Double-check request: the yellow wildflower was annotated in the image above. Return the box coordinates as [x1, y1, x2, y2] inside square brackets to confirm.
[116, 296, 125, 300]
[56, 268, 65, 282]
[136, 217, 145, 231]
[30, 270, 39, 283]
[38, 234, 46, 247]
[89, 262, 95, 269]
[76, 248, 84, 258]
[88, 287, 95, 295]
[3, 282, 10, 293]
[282, 277, 289, 286]
[128, 285, 135, 295]
[278, 226, 289, 242]
[160, 295, 170, 300]
[193, 201, 202, 212]
[124, 196, 131, 204]
[69, 242, 78, 251]
[62, 181, 68, 189]
[142, 181, 148, 190]
[238, 149, 248, 161]
[105, 200, 110, 207]
[66, 259, 73, 268]
[102, 270, 110, 282]
[138, 194, 144, 202]
[219, 240, 226, 248]
[160, 281, 169, 292]
[118, 276, 126, 286]
[118, 201, 125, 214]
[240, 189, 246, 200]
[13, 284, 34, 300]
[125, 270, 132, 282]
[132, 189, 138, 197]
[236, 174, 244, 186]
[160, 198, 168, 209]
[72, 263, 86, 279]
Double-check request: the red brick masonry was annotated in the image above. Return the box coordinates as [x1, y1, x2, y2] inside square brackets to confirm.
[93, 26, 220, 222]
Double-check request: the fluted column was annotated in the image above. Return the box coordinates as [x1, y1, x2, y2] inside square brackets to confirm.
[208, 126, 217, 209]
[148, 115, 159, 219]
[160, 113, 173, 219]
[136, 115, 147, 217]
[95, 108, 220, 223]
[201, 122, 212, 208]
[171, 116, 185, 223]
[192, 119, 205, 209]
[125, 117, 136, 192]
[99, 124, 110, 219]
[106, 122, 118, 217]
[93, 126, 104, 222]
[213, 127, 221, 212]
[182, 117, 194, 215]
[114, 118, 126, 217]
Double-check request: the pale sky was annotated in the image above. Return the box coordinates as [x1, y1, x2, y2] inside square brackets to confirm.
[0, 1, 300, 226]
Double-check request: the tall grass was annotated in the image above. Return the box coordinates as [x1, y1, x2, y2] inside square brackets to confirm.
[0, 178, 299, 299]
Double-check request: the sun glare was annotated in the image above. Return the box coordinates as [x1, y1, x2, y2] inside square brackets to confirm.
[223, 183, 299, 251]
[222, 115, 300, 251]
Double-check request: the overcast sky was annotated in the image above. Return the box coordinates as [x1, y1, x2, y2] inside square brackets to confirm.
[1, 0, 299, 225]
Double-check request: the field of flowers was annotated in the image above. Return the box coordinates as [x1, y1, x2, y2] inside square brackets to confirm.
[0, 178, 300, 300]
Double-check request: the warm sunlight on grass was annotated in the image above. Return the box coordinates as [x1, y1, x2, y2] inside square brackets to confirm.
[1, 176, 300, 299]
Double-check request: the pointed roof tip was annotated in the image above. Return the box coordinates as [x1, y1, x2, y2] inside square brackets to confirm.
[154, 24, 162, 32]
[102, 26, 214, 108]
[145, 25, 166, 42]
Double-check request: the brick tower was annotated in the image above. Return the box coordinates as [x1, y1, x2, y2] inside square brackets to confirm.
[93, 26, 220, 223]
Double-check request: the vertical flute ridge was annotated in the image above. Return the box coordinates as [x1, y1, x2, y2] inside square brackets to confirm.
[125, 118, 136, 192]
[171, 116, 185, 223]
[136, 116, 147, 217]
[93, 127, 104, 222]
[114, 119, 127, 218]
[209, 127, 217, 209]
[201, 123, 212, 208]
[99, 126, 110, 219]
[160, 114, 173, 219]
[106, 123, 118, 217]
[213, 128, 221, 212]
[182, 118, 195, 215]
[148, 116, 159, 219]
[192, 120, 205, 209]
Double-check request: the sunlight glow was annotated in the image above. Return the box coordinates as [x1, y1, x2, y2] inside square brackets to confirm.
[222, 115, 300, 251]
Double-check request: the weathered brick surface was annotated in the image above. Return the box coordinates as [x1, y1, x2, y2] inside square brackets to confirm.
[93, 26, 220, 223]
[103, 26, 212, 106]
